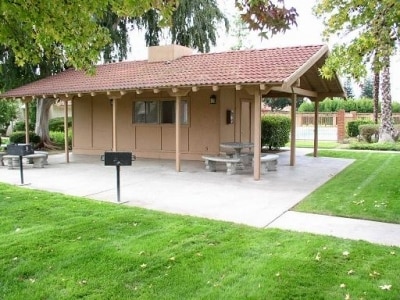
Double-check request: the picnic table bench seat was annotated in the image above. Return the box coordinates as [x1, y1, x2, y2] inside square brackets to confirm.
[3, 153, 47, 169]
[27, 151, 49, 165]
[251, 154, 279, 173]
[0, 152, 6, 166]
[202, 155, 241, 175]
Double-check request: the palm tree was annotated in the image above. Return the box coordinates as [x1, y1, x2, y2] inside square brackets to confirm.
[379, 55, 396, 142]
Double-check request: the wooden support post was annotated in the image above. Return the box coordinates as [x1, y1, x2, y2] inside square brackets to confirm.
[112, 98, 117, 151]
[176, 96, 181, 172]
[290, 93, 297, 166]
[313, 100, 320, 157]
[64, 99, 70, 163]
[253, 88, 261, 180]
[24, 102, 30, 144]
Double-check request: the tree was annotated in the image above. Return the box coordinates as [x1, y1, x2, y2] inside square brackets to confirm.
[99, 7, 130, 63]
[360, 77, 373, 99]
[235, 0, 298, 38]
[314, 0, 400, 142]
[1, 0, 298, 72]
[1, 0, 299, 147]
[343, 78, 354, 99]
[263, 97, 303, 111]
[0, 0, 176, 71]
[0, 99, 18, 132]
[373, 70, 380, 124]
[135, 0, 229, 53]
[230, 15, 253, 51]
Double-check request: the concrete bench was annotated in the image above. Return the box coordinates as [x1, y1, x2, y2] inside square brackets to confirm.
[3, 153, 47, 169]
[0, 152, 5, 166]
[202, 155, 241, 175]
[26, 151, 49, 165]
[252, 154, 279, 173]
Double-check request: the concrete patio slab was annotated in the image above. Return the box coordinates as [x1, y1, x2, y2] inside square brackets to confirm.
[2, 148, 400, 247]
[0, 149, 351, 228]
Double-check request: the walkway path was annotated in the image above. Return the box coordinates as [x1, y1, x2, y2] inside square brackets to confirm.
[268, 211, 400, 247]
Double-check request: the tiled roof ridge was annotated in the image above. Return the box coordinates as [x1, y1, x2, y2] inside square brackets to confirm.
[1, 44, 340, 98]
[199, 44, 326, 56]
[71, 44, 324, 72]
[92, 44, 327, 69]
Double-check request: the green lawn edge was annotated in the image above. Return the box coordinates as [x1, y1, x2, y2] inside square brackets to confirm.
[294, 150, 400, 224]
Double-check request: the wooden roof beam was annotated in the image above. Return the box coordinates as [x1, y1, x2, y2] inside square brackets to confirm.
[271, 86, 318, 98]
[168, 87, 190, 97]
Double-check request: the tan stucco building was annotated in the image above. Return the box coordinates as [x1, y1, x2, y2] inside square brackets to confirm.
[1, 44, 344, 179]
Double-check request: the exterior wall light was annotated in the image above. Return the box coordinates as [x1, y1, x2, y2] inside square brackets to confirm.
[210, 94, 217, 104]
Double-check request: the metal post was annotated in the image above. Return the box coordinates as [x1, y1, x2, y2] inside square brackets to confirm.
[19, 156, 24, 185]
[116, 163, 121, 202]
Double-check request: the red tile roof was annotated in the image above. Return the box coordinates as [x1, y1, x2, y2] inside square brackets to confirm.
[1, 44, 339, 98]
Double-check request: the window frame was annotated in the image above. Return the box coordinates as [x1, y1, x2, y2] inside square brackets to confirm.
[133, 98, 189, 125]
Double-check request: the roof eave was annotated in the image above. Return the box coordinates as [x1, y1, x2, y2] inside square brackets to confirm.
[282, 45, 329, 90]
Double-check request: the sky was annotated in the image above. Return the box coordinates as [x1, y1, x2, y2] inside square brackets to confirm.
[128, 0, 400, 101]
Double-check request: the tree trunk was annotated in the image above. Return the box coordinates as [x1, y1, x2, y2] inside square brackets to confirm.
[378, 56, 395, 143]
[373, 71, 379, 124]
[35, 98, 58, 149]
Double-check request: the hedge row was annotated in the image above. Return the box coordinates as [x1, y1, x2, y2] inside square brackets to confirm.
[261, 115, 291, 150]
[14, 117, 72, 133]
[298, 97, 400, 113]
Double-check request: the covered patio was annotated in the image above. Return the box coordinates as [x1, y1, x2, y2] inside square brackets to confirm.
[1, 44, 344, 180]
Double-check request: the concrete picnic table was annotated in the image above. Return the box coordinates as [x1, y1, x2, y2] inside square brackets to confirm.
[220, 142, 254, 158]
[220, 142, 254, 168]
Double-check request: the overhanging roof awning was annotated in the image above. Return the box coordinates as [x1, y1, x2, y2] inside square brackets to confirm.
[1, 44, 345, 100]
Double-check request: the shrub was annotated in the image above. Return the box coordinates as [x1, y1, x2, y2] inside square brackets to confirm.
[298, 102, 314, 112]
[13, 121, 35, 131]
[49, 117, 72, 132]
[261, 115, 291, 150]
[359, 124, 379, 143]
[393, 102, 400, 113]
[50, 130, 72, 149]
[347, 119, 374, 137]
[350, 141, 400, 151]
[9, 131, 41, 145]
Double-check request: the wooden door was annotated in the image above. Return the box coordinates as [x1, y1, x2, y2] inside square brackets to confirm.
[240, 100, 251, 143]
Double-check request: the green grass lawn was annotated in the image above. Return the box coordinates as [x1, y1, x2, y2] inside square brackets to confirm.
[287, 140, 341, 149]
[1, 183, 399, 299]
[295, 150, 400, 224]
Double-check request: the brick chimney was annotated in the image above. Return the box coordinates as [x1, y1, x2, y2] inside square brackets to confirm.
[147, 44, 193, 62]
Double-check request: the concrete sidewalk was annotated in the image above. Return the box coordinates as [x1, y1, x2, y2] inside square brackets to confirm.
[1, 149, 399, 248]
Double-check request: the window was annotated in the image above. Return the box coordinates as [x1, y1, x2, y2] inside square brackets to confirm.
[161, 101, 175, 123]
[133, 99, 188, 124]
[134, 101, 158, 123]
